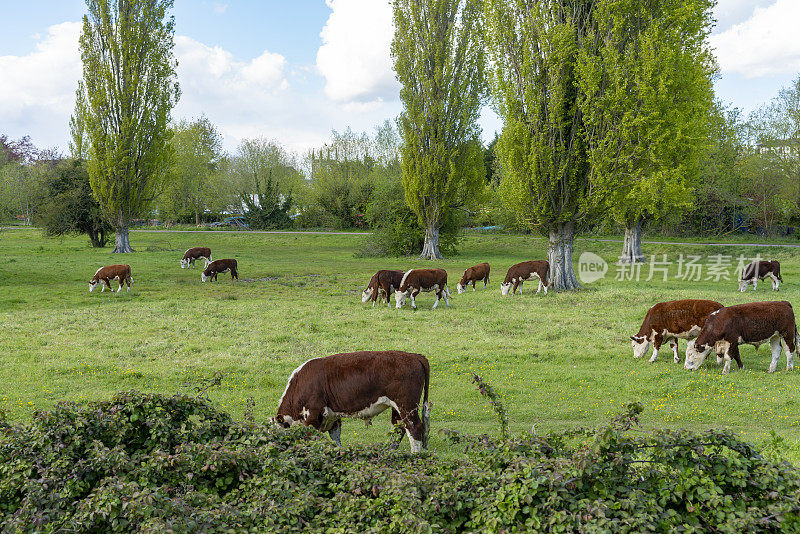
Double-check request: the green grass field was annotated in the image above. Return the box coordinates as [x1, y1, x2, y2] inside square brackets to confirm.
[2, 228, 800, 460]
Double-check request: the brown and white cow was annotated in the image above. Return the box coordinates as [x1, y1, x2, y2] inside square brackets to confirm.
[181, 247, 212, 269]
[685, 301, 799, 374]
[456, 262, 490, 294]
[274, 351, 430, 452]
[89, 264, 133, 293]
[201, 259, 238, 282]
[362, 269, 405, 307]
[500, 260, 549, 296]
[631, 299, 724, 364]
[738, 260, 782, 292]
[395, 268, 451, 309]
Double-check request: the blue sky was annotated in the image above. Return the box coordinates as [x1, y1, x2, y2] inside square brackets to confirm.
[1, 0, 799, 155]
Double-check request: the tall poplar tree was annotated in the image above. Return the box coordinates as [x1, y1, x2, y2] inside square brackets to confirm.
[392, 0, 486, 259]
[485, 0, 595, 289]
[75, 0, 180, 252]
[579, 0, 716, 263]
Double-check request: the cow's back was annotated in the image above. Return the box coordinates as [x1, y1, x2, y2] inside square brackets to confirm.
[721, 301, 795, 341]
[639, 299, 724, 337]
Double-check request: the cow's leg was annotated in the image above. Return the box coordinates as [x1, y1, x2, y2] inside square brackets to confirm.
[769, 335, 782, 373]
[328, 420, 342, 446]
[780, 335, 795, 371]
[753, 279, 757, 291]
[410, 289, 418, 309]
[401, 410, 425, 453]
[723, 342, 742, 374]
[670, 339, 680, 364]
[432, 290, 440, 309]
[483, 277, 488, 289]
[537, 279, 544, 293]
[648, 334, 663, 363]
[512, 280, 520, 294]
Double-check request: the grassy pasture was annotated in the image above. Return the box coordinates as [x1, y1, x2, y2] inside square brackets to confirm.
[1, 228, 800, 461]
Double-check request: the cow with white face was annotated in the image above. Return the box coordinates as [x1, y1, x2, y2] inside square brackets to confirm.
[362, 270, 405, 307]
[500, 260, 549, 296]
[274, 350, 430, 452]
[395, 268, 450, 309]
[685, 301, 798, 374]
[89, 264, 133, 293]
[630, 299, 724, 364]
[456, 262, 490, 294]
[738, 260, 782, 292]
[201, 259, 238, 282]
[181, 247, 212, 269]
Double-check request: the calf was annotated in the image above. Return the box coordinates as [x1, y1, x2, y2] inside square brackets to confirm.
[500, 260, 549, 295]
[89, 264, 133, 293]
[181, 247, 212, 269]
[456, 262, 490, 294]
[201, 259, 238, 282]
[274, 351, 430, 452]
[739, 260, 782, 291]
[685, 301, 798, 374]
[362, 269, 405, 307]
[631, 299, 724, 364]
[395, 268, 451, 309]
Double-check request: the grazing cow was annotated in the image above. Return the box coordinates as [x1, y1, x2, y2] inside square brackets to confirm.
[685, 301, 798, 374]
[362, 269, 405, 307]
[456, 263, 490, 294]
[89, 264, 133, 293]
[201, 259, 238, 282]
[274, 351, 430, 452]
[500, 260, 549, 296]
[181, 247, 212, 269]
[395, 268, 451, 309]
[630, 299, 724, 364]
[739, 260, 782, 291]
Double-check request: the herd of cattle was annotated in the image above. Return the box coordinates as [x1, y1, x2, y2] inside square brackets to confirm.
[85, 247, 791, 452]
[88, 247, 238, 292]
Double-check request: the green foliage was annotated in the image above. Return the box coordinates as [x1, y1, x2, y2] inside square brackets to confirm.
[578, 0, 716, 230]
[2, 392, 799, 532]
[160, 116, 224, 225]
[472, 374, 508, 440]
[392, 0, 486, 258]
[35, 159, 112, 247]
[485, 0, 592, 233]
[77, 0, 180, 240]
[241, 173, 294, 230]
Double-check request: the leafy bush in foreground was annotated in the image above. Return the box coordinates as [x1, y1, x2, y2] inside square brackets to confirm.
[0, 392, 799, 533]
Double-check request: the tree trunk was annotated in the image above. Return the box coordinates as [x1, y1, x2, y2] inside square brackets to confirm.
[547, 221, 581, 291]
[88, 228, 101, 248]
[195, 210, 200, 226]
[619, 217, 646, 264]
[420, 223, 443, 260]
[112, 226, 133, 253]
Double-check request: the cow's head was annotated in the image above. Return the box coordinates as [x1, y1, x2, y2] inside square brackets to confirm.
[361, 287, 374, 303]
[395, 290, 408, 309]
[500, 282, 512, 296]
[684, 340, 713, 370]
[456, 282, 466, 294]
[630, 335, 651, 359]
[272, 414, 295, 428]
[88, 279, 99, 292]
[201, 272, 209, 282]
[180, 258, 188, 268]
[738, 278, 748, 292]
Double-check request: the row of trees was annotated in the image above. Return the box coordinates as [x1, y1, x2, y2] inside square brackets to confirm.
[3, 0, 798, 291]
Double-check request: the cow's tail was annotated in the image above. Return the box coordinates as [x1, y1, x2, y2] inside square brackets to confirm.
[420, 356, 430, 450]
[795, 326, 799, 356]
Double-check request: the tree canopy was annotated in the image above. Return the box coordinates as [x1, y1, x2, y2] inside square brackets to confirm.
[392, 0, 486, 259]
[76, 0, 180, 252]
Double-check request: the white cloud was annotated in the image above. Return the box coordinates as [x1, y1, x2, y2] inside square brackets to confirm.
[316, 0, 399, 103]
[213, 3, 228, 15]
[0, 22, 82, 148]
[711, 0, 800, 77]
[712, 0, 773, 33]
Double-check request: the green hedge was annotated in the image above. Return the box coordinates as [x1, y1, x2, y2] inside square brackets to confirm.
[0, 392, 798, 533]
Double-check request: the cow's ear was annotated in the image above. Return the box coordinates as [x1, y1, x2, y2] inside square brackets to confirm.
[630, 336, 637, 342]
